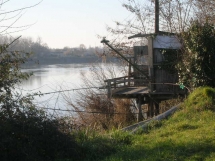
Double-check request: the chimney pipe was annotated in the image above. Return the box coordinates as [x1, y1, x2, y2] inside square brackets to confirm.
[155, 0, 159, 34]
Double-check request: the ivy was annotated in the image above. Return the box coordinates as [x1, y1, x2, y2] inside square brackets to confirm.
[159, 49, 181, 74]
[178, 22, 215, 89]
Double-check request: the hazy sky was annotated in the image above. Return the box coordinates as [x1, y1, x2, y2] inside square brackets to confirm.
[2, 0, 131, 48]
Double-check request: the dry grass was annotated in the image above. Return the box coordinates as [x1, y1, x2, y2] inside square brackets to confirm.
[63, 63, 136, 131]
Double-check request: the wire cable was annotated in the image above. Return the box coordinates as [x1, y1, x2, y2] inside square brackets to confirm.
[39, 107, 139, 115]
[27, 86, 104, 97]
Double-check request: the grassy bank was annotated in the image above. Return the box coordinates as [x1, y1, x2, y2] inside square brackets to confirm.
[76, 87, 215, 161]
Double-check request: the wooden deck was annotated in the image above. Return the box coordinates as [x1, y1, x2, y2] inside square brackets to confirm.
[104, 76, 186, 100]
[112, 87, 149, 98]
[111, 86, 182, 100]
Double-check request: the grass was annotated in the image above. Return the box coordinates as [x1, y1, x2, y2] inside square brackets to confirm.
[72, 87, 215, 161]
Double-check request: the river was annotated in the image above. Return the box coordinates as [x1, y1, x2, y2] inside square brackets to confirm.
[17, 63, 124, 116]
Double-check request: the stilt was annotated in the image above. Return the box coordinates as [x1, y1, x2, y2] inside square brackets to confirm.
[128, 58, 131, 86]
[147, 102, 150, 118]
[147, 100, 154, 118]
[137, 96, 143, 122]
[154, 101, 160, 116]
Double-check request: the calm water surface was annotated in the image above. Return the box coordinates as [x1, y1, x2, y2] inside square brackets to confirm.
[17, 63, 122, 115]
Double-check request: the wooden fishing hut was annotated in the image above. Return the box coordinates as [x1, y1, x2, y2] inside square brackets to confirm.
[101, 0, 187, 122]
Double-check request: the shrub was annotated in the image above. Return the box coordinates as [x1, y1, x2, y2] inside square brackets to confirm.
[0, 106, 81, 161]
[178, 22, 215, 89]
[0, 39, 81, 161]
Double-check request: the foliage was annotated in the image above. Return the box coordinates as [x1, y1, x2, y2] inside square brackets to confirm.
[178, 22, 215, 89]
[159, 49, 181, 74]
[0, 38, 32, 115]
[0, 39, 81, 161]
[0, 106, 81, 161]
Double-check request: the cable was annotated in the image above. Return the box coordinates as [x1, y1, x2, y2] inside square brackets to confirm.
[39, 107, 139, 115]
[27, 86, 105, 97]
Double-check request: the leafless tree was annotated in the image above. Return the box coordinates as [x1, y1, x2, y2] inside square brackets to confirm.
[104, 0, 215, 48]
[0, 0, 42, 36]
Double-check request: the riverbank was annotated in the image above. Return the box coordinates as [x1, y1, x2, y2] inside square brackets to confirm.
[4, 71, 215, 161]
[74, 87, 215, 161]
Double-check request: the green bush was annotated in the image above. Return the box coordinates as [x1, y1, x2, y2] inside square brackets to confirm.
[178, 22, 215, 89]
[0, 105, 81, 161]
[0, 40, 81, 161]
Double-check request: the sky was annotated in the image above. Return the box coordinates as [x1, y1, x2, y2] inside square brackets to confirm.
[1, 0, 132, 48]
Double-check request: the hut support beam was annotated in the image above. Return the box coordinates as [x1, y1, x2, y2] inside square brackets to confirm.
[148, 100, 153, 118]
[147, 99, 160, 118]
[155, 101, 160, 116]
[137, 96, 143, 122]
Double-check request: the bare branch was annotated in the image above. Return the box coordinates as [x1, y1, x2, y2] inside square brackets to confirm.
[0, 12, 23, 33]
[0, 0, 43, 16]
[0, 0, 10, 6]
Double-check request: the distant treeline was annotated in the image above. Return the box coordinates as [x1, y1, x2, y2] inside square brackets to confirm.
[1, 36, 113, 65]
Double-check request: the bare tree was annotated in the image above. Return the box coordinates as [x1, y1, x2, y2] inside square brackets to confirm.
[104, 0, 215, 49]
[194, 0, 215, 24]
[0, 0, 42, 35]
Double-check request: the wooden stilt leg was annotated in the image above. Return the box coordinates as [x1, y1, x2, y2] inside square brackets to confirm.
[147, 100, 154, 118]
[148, 101, 160, 117]
[137, 96, 143, 122]
[154, 101, 160, 116]
[151, 101, 154, 117]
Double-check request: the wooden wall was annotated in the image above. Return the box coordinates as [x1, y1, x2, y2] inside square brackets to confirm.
[133, 35, 182, 93]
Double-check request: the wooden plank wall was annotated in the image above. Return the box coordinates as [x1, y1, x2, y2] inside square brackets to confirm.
[153, 48, 178, 92]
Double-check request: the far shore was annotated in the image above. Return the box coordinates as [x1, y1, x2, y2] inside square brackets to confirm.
[21, 56, 118, 68]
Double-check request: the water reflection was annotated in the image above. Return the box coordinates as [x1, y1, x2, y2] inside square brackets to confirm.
[18, 64, 91, 112]
[17, 63, 122, 115]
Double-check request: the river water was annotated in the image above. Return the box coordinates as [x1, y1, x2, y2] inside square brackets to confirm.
[17, 63, 124, 115]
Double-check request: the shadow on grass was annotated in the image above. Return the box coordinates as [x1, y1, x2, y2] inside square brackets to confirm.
[78, 131, 133, 161]
[0, 113, 81, 161]
[106, 140, 215, 161]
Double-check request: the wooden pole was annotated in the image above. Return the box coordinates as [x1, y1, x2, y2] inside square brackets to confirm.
[155, 0, 159, 34]
[137, 96, 143, 122]
[107, 80, 111, 98]
[148, 100, 154, 118]
[128, 58, 131, 86]
[101, 38, 149, 79]
[154, 101, 160, 116]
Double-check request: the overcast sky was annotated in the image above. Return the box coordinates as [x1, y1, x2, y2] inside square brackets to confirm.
[1, 0, 132, 48]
